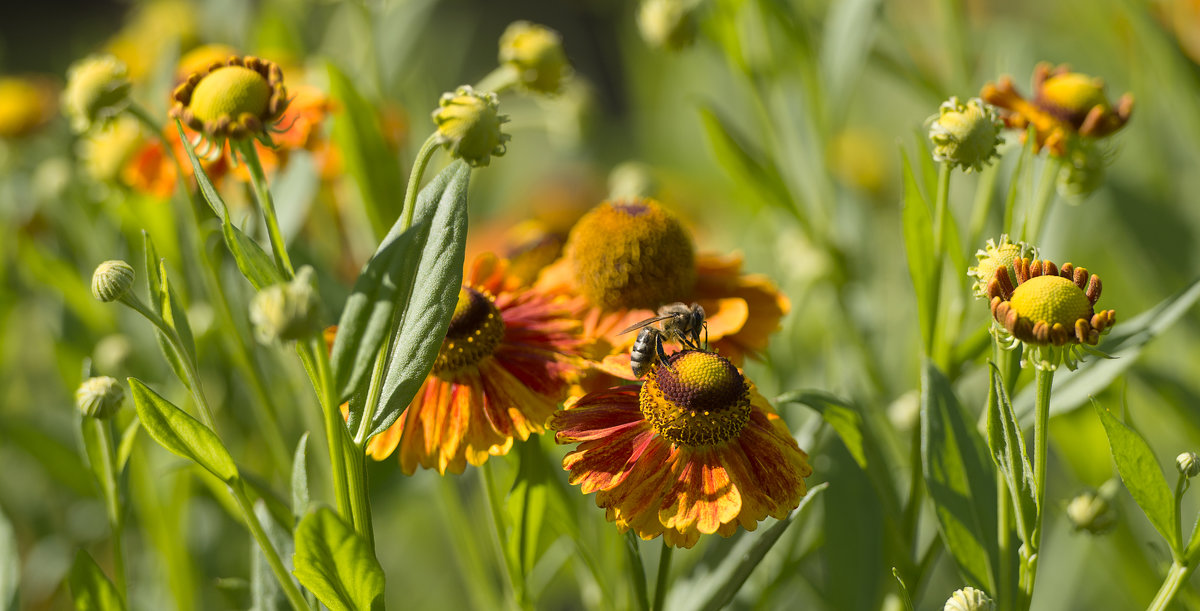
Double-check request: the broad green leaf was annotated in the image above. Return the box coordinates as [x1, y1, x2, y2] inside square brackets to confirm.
[697, 105, 790, 215]
[0, 506, 16, 611]
[1093, 399, 1177, 553]
[375, 162, 471, 438]
[506, 439, 554, 584]
[691, 483, 828, 611]
[292, 433, 310, 520]
[128, 378, 238, 483]
[330, 217, 429, 403]
[901, 152, 936, 350]
[779, 390, 866, 469]
[327, 62, 404, 238]
[68, 550, 126, 611]
[921, 359, 997, 592]
[1015, 277, 1200, 423]
[985, 365, 1036, 541]
[293, 507, 385, 611]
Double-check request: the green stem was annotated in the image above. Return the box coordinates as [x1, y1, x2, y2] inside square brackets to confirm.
[481, 462, 523, 608]
[474, 65, 519, 94]
[624, 531, 650, 611]
[652, 543, 673, 611]
[933, 162, 952, 257]
[1174, 473, 1189, 562]
[1021, 365, 1055, 605]
[229, 481, 312, 611]
[304, 338, 354, 529]
[401, 134, 443, 231]
[235, 140, 295, 278]
[1002, 136, 1033, 236]
[997, 476, 1013, 611]
[1021, 157, 1062, 244]
[92, 419, 126, 600]
[1147, 562, 1192, 611]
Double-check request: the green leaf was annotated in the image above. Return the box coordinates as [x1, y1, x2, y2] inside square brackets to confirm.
[293, 506, 385, 611]
[116, 419, 141, 475]
[159, 260, 196, 362]
[80, 419, 117, 511]
[292, 432, 310, 520]
[68, 550, 127, 611]
[901, 152, 936, 350]
[327, 62, 404, 238]
[0, 506, 17, 611]
[250, 500, 290, 611]
[1015, 277, 1200, 423]
[506, 439, 554, 585]
[696, 105, 791, 215]
[241, 472, 295, 532]
[1093, 399, 1178, 554]
[820, 0, 880, 118]
[330, 217, 429, 403]
[921, 359, 997, 592]
[779, 391, 866, 469]
[142, 233, 191, 390]
[128, 378, 238, 483]
[375, 162, 471, 438]
[985, 365, 1036, 542]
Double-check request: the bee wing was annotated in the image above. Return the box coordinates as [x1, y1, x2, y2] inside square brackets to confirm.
[618, 314, 676, 335]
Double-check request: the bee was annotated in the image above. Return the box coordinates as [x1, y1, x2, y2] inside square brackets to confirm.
[619, 302, 707, 378]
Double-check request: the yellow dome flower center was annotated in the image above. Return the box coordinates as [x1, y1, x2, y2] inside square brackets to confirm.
[1037, 73, 1109, 126]
[565, 198, 696, 311]
[638, 351, 750, 447]
[189, 66, 271, 125]
[176, 44, 239, 82]
[432, 287, 505, 375]
[1008, 275, 1092, 328]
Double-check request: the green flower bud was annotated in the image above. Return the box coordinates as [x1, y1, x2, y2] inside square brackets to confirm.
[1066, 488, 1117, 535]
[62, 55, 132, 133]
[638, 0, 698, 51]
[91, 260, 135, 303]
[944, 587, 995, 611]
[432, 85, 510, 167]
[1057, 141, 1110, 200]
[929, 97, 1003, 172]
[250, 266, 323, 343]
[75, 376, 125, 419]
[499, 21, 570, 94]
[608, 161, 658, 200]
[1178, 452, 1200, 478]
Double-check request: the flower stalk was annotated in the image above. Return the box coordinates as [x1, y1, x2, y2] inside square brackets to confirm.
[235, 139, 295, 278]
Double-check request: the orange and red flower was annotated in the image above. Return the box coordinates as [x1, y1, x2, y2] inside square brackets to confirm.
[366, 254, 586, 474]
[550, 349, 812, 548]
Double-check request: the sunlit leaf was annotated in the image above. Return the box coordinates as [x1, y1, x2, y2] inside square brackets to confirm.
[293, 506, 385, 611]
[0, 506, 17, 611]
[779, 390, 866, 469]
[902, 152, 936, 350]
[68, 550, 126, 611]
[128, 378, 238, 483]
[292, 433, 310, 521]
[985, 365, 1036, 542]
[697, 104, 791, 215]
[1094, 399, 1177, 554]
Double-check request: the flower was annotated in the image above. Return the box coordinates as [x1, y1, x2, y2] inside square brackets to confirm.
[432, 86, 510, 167]
[638, 0, 698, 51]
[549, 349, 811, 548]
[499, 21, 571, 94]
[1066, 487, 1117, 535]
[944, 587, 995, 611]
[928, 97, 1003, 172]
[967, 235, 1036, 298]
[366, 254, 585, 474]
[170, 55, 290, 159]
[0, 77, 56, 139]
[78, 115, 146, 183]
[536, 197, 790, 368]
[1178, 452, 1200, 478]
[985, 257, 1116, 370]
[981, 62, 1133, 156]
[92, 260, 135, 303]
[250, 266, 323, 343]
[62, 55, 131, 133]
[76, 376, 126, 420]
[175, 44, 241, 84]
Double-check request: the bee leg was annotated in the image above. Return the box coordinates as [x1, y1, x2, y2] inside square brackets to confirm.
[656, 334, 674, 371]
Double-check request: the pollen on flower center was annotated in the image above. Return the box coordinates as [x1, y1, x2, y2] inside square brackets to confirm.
[1008, 275, 1093, 328]
[433, 287, 505, 374]
[565, 197, 696, 311]
[639, 350, 750, 447]
[1036, 72, 1110, 127]
[189, 66, 271, 124]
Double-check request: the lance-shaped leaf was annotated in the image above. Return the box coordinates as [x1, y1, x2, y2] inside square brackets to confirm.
[128, 378, 238, 483]
[780, 390, 867, 469]
[329, 216, 429, 404]
[0, 507, 16, 611]
[921, 360, 997, 592]
[293, 507, 385, 611]
[68, 550, 127, 611]
[1094, 399, 1178, 554]
[372, 161, 471, 439]
[985, 365, 1036, 542]
[292, 432, 310, 521]
[142, 233, 191, 390]
[901, 152, 936, 350]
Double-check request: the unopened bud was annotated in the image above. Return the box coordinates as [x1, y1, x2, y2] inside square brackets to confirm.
[91, 260, 135, 303]
[1178, 452, 1200, 478]
[944, 587, 995, 611]
[250, 266, 323, 343]
[75, 376, 125, 419]
[1066, 488, 1117, 535]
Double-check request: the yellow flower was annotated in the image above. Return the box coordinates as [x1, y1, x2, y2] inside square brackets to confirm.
[170, 56, 289, 158]
[62, 55, 131, 133]
[967, 235, 1036, 298]
[432, 85, 510, 167]
[499, 21, 571, 94]
[0, 77, 56, 139]
[986, 257, 1116, 369]
[78, 115, 146, 182]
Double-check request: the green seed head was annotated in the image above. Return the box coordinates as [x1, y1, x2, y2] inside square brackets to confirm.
[499, 21, 570, 94]
[432, 85, 510, 167]
[62, 55, 131, 134]
[929, 97, 1003, 172]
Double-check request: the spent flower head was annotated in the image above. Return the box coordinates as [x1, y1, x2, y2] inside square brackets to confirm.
[499, 21, 570, 94]
[986, 256, 1116, 370]
[62, 55, 131, 134]
[170, 55, 290, 159]
[250, 266, 322, 343]
[638, 0, 699, 51]
[944, 587, 995, 611]
[433, 86, 510, 167]
[92, 260, 136, 303]
[928, 97, 1003, 172]
[967, 235, 1037, 298]
[75, 376, 125, 420]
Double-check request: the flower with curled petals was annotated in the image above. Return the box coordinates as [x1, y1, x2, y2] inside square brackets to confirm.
[169, 55, 289, 160]
[549, 350, 812, 548]
[536, 197, 789, 375]
[366, 254, 585, 474]
[986, 257, 1116, 370]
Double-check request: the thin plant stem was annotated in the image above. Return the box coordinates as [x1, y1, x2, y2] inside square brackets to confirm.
[1174, 472, 1190, 562]
[92, 419, 126, 600]
[1021, 157, 1063, 244]
[229, 481, 312, 611]
[1147, 561, 1192, 611]
[933, 162, 952, 257]
[235, 140, 295, 278]
[302, 338, 354, 529]
[1022, 365, 1055, 604]
[401, 134, 443, 231]
[652, 543, 673, 611]
[474, 65, 519, 94]
[997, 476, 1012, 611]
[624, 531, 650, 611]
[481, 461, 524, 608]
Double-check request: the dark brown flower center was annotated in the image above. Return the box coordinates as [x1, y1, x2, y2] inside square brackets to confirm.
[433, 287, 505, 374]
